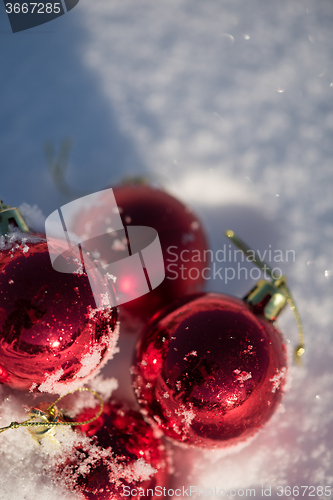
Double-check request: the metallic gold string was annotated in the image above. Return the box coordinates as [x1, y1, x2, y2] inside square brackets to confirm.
[0, 387, 104, 435]
[225, 229, 305, 363]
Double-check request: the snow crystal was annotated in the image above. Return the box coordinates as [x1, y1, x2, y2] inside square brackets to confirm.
[75, 348, 103, 379]
[106, 272, 117, 283]
[121, 458, 156, 483]
[153, 415, 162, 426]
[72, 257, 84, 275]
[233, 369, 252, 387]
[0, 229, 44, 250]
[100, 291, 112, 307]
[37, 368, 65, 394]
[184, 351, 197, 361]
[269, 368, 287, 393]
[174, 404, 196, 441]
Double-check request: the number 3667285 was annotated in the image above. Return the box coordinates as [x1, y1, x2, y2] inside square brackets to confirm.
[5, 3, 61, 14]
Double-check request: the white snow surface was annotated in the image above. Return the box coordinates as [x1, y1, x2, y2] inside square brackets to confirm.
[1, 0, 333, 498]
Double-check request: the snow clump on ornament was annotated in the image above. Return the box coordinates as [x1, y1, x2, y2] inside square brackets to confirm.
[57, 399, 170, 500]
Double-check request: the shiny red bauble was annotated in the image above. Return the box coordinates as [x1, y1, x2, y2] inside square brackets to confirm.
[132, 293, 287, 448]
[73, 183, 208, 321]
[0, 232, 119, 393]
[59, 400, 169, 500]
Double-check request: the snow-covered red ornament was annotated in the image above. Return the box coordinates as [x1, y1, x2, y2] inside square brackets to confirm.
[58, 399, 170, 500]
[132, 231, 304, 448]
[0, 203, 119, 393]
[73, 181, 209, 321]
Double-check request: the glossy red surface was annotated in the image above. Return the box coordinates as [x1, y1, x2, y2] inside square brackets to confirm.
[0, 234, 118, 392]
[132, 293, 287, 448]
[73, 184, 208, 321]
[60, 400, 169, 500]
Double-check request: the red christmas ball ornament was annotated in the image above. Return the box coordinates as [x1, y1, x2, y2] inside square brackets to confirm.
[58, 399, 170, 500]
[0, 204, 119, 393]
[132, 231, 304, 449]
[73, 181, 209, 321]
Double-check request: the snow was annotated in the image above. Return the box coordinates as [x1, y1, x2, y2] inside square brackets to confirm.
[233, 369, 252, 387]
[175, 404, 196, 440]
[269, 368, 286, 393]
[0, 229, 44, 250]
[19, 203, 46, 234]
[1, 0, 333, 498]
[31, 312, 120, 396]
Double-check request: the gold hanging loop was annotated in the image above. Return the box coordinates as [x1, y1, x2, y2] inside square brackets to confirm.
[0, 387, 104, 437]
[225, 230, 305, 363]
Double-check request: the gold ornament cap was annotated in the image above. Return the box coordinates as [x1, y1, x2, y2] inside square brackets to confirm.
[27, 404, 62, 442]
[244, 279, 288, 321]
[0, 200, 29, 235]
